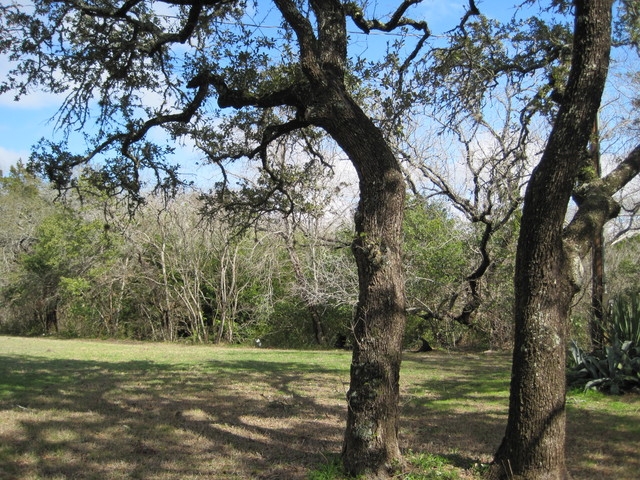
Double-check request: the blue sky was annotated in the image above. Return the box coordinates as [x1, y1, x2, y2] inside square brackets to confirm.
[0, 0, 514, 178]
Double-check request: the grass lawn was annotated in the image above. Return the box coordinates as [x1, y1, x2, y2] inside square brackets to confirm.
[0, 336, 638, 479]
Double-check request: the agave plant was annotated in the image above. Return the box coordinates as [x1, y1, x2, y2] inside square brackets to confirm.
[607, 291, 640, 347]
[568, 338, 640, 394]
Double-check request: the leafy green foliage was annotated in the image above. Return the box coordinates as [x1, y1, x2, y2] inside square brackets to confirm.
[416, 14, 572, 125]
[606, 234, 640, 298]
[11, 209, 117, 335]
[403, 197, 470, 346]
[0, 182, 358, 345]
[404, 198, 469, 287]
[569, 290, 640, 392]
[566, 292, 640, 395]
[614, 0, 640, 49]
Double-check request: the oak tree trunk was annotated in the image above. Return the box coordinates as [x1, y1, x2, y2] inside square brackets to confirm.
[317, 92, 406, 478]
[493, 1, 613, 478]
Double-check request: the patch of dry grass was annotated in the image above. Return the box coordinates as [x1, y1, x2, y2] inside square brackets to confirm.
[0, 337, 638, 479]
[0, 337, 349, 479]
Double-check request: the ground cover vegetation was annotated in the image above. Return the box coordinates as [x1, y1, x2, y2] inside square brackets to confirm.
[1, 0, 640, 478]
[1, 336, 639, 479]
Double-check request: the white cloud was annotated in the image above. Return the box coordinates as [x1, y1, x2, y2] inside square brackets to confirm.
[0, 146, 28, 176]
[0, 89, 63, 110]
[0, 53, 65, 110]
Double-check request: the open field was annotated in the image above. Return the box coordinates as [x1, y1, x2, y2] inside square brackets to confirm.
[1, 336, 638, 479]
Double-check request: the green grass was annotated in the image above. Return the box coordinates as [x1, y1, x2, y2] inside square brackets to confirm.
[1, 336, 638, 479]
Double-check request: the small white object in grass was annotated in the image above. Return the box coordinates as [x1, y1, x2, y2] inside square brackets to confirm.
[254, 338, 262, 348]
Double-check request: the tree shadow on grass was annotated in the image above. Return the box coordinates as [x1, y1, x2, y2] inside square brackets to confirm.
[3, 350, 637, 479]
[400, 352, 640, 480]
[0, 355, 348, 479]
[565, 394, 640, 480]
[399, 352, 511, 472]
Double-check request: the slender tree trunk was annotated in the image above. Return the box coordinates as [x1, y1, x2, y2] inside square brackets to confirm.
[45, 297, 59, 334]
[493, 1, 613, 478]
[159, 241, 174, 341]
[310, 305, 327, 345]
[114, 256, 129, 334]
[216, 244, 238, 343]
[283, 231, 327, 345]
[591, 229, 605, 348]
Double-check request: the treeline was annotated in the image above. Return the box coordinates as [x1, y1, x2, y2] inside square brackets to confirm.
[2, 164, 638, 348]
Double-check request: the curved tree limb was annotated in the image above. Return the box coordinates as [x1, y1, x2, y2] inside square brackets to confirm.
[345, 0, 428, 35]
[188, 71, 305, 110]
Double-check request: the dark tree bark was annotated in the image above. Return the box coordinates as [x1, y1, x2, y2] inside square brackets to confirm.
[269, 2, 409, 475]
[416, 338, 433, 352]
[492, 1, 614, 479]
[44, 299, 59, 334]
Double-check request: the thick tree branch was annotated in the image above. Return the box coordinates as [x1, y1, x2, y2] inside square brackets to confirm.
[345, 0, 428, 34]
[601, 144, 640, 195]
[565, 143, 640, 257]
[310, 0, 348, 76]
[188, 71, 305, 110]
[272, 0, 318, 69]
[255, 119, 311, 163]
[68, 0, 234, 55]
[145, 1, 204, 54]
